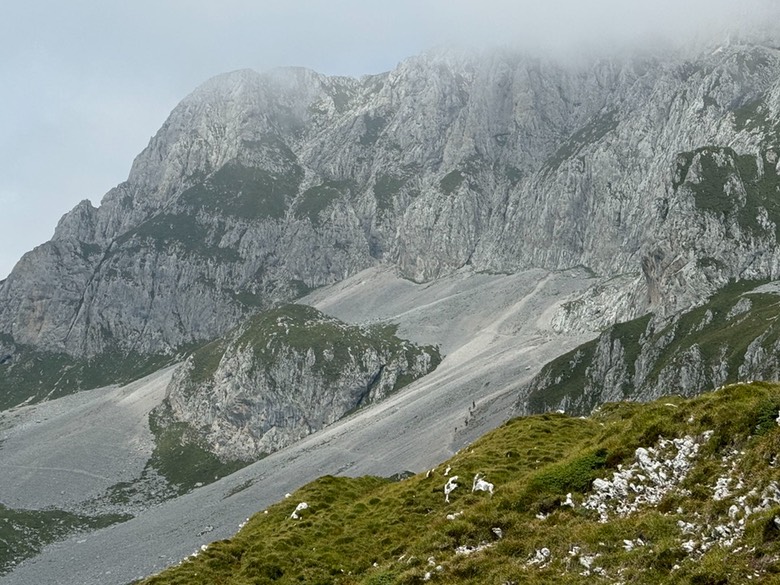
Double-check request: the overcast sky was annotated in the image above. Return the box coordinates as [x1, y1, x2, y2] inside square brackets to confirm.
[0, 0, 777, 278]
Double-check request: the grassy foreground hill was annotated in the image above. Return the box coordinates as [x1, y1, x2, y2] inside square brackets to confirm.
[141, 382, 780, 584]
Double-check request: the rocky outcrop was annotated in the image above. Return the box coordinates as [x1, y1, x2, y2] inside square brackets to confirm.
[3, 42, 780, 376]
[162, 304, 440, 461]
[519, 280, 780, 415]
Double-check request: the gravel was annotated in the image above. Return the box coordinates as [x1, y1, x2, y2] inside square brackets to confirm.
[1, 266, 597, 585]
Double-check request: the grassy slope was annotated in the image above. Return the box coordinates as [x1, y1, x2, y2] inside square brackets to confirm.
[0, 505, 129, 576]
[0, 341, 177, 411]
[232, 304, 441, 386]
[526, 280, 780, 414]
[143, 383, 780, 584]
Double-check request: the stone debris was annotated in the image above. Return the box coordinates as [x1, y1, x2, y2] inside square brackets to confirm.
[657, 442, 780, 557]
[583, 433, 711, 522]
[455, 542, 494, 556]
[525, 547, 551, 567]
[622, 538, 644, 552]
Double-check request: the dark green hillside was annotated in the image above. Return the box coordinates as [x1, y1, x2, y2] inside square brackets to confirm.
[142, 383, 780, 584]
[0, 341, 175, 411]
[0, 505, 129, 576]
[526, 280, 780, 415]
[232, 304, 441, 385]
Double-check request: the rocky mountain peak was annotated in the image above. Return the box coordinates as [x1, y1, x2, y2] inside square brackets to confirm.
[4, 41, 780, 377]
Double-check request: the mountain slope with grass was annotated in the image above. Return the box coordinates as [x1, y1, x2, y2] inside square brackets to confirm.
[5, 42, 780, 406]
[140, 382, 780, 585]
[521, 279, 780, 416]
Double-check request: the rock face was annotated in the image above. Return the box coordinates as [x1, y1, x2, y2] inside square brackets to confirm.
[519, 280, 780, 415]
[3, 42, 780, 378]
[162, 304, 440, 461]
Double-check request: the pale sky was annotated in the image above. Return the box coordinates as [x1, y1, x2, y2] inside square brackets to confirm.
[1, 0, 777, 278]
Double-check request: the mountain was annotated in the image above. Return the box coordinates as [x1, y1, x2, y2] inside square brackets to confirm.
[6, 38, 780, 584]
[4, 41, 780, 405]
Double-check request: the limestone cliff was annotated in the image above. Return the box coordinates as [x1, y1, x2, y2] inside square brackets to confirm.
[161, 304, 440, 461]
[3, 42, 780, 400]
[519, 280, 780, 415]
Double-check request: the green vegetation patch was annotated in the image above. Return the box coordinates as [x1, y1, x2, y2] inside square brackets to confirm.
[526, 314, 650, 414]
[360, 114, 388, 145]
[527, 279, 780, 416]
[0, 344, 177, 411]
[233, 305, 440, 385]
[505, 165, 524, 186]
[526, 344, 598, 414]
[439, 170, 465, 195]
[373, 174, 406, 212]
[115, 212, 241, 262]
[0, 504, 129, 576]
[142, 383, 780, 585]
[187, 338, 228, 386]
[180, 160, 303, 220]
[644, 279, 779, 381]
[295, 180, 353, 226]
[544, 110, 619, 173]
[676, 146, 780, 239]
[147, 404, 248, 495]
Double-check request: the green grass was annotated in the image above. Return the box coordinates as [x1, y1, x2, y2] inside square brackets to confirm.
[0, 504, 129, 575]
[526, 279, 780, 415]
[232, 305, 440, 385]
[296, 181, 353, 226]
[187, 338, 228, 385]
[526, 345, 598, 414]
[147, 404, 248, 495]
[180, 160, 303, 220]
[0, 344, 178, 411]
[141, 382, 780, 585]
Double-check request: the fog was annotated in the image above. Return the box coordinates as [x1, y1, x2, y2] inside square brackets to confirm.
[0, 0, 777, 278]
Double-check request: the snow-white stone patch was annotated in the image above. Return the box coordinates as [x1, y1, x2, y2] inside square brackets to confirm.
[455, 542, 494, 556]
[582, 432, 711, 522]
[526, 547, 551, 566]
[675, 458, 780, 554]
[622, 538, 644, 551]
